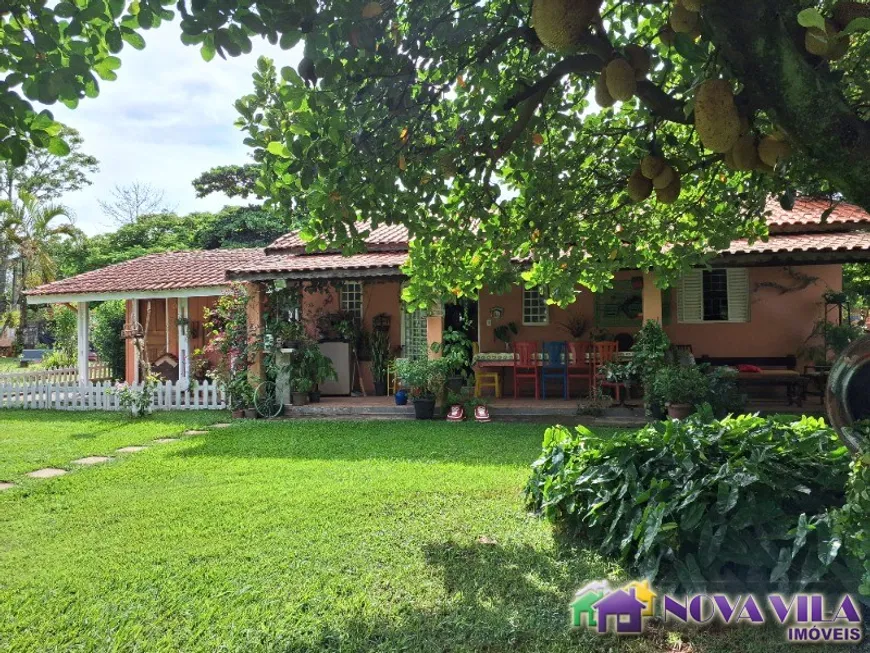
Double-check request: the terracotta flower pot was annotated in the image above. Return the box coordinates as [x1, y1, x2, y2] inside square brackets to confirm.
[244, 408, 259, 419]
[232, 409, 245, 419]
[666, 403, 694, 420]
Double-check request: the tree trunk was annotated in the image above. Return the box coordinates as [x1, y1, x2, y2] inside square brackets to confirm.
[705, 0, 870, 209]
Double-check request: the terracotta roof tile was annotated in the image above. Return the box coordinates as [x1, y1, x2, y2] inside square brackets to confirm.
[765, 197, 870, 231]
[266, 222, 409, 253]
[26, 249, 270, 297]
[227, 252, 409, 277]
[722, 230, 870, 256]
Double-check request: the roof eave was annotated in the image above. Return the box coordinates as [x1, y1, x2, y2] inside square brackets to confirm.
[710, 249, 870, 268]
[25, 285, 229, 306]
[226, 266, 405, 283]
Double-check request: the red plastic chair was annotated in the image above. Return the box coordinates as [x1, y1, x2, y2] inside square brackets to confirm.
[513, 341, 541, 399]
[567, 341, 594, 398]
[594, 341, 622, 403]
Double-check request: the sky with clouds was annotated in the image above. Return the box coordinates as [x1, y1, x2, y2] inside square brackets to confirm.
[45, 28, 302, 236]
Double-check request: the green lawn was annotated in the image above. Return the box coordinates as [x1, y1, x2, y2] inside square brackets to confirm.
[0, 413, 831, 652]
[0, 356, 38, 373]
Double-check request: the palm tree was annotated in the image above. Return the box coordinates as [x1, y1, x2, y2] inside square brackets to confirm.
[1, 194, 78, 345]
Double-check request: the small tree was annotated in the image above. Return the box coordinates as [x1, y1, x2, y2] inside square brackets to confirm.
[203, 284, 252, 409]
[92, 300, 127, 380]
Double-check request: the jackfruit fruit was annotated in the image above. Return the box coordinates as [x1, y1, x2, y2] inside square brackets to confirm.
[724, 148, 737, 170]
[627, 167, 653, 202]
[605, 59, 637, 102]
[694, 79, 741, 153]
[805, 27, 830, 56]
[641, 155, 666, 180]
[758, 136, 792, 168]
[595, 70, 616, 108]
[670, 2, 699, 33]
[652, 164, 676, 190]
[659, 26, 677, 46]
[625, 44, 651, 80]
[731, 134, 758, 171]
[656, 176, 682, 204]
[532, 0, 602, 51]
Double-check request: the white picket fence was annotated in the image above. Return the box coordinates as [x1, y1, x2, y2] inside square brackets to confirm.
[0, 363, 114, 385]
[0, 379, 227, 411]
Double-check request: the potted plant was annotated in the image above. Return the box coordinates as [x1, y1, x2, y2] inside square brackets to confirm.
[464, 395, 491, 422]
[430, 328, 472, 393]
[597, 360, 638, 404]
[277, 320, 307, 351]
[445, 390, 466, 421]
[291, 377, 313, 406]
[301, 345, 337, 402]
[559, 313, 588, 340]
[493, 322, 518, 351]
[227, 375, 253, 418]
[393, 358, 448, 419]
[369, 329, 391, 396]
[651, 365, 709, 420]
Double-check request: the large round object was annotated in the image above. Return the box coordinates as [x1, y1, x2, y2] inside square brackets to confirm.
[826, 334, 870, 454]
[532, 0, 602, 51]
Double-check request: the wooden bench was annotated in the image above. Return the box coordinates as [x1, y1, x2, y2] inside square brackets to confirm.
[697, 355, 808, 406]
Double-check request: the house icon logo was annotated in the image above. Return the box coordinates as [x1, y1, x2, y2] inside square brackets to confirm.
[570, 580, 657, 635]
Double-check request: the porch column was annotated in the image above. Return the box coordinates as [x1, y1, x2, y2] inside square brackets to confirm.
[76, 302, 89, 384]
[426, 303, 443, 360]
[131, 299, 141, 384]
[246, 282, 265, 385]
[177, 297, 190, 387]
[642, 271, 663, 323]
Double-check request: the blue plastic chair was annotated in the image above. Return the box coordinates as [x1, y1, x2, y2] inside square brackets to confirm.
[541, 341, 569, 400]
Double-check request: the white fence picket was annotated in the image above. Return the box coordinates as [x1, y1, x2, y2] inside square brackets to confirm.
[0, 363, 114, 385]
[0, 378, 226, 412]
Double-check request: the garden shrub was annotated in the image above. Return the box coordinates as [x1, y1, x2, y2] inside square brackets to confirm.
[836, 421, 870, 596]
[526, 414, 855, 595]
[92, 300, 127, 380]
[43, 306, 77, 368]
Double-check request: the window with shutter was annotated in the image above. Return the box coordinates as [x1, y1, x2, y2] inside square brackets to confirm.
[726, 268, 750, 323]
[677, 268, 750, 323]
[678, 270, 704, 323]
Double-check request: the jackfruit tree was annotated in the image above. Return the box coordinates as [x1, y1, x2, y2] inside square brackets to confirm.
[3, 0, 870, 303]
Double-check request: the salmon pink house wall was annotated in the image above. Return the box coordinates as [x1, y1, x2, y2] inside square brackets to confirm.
[664, 265, 841, 360]
[477, 265, 840, 361]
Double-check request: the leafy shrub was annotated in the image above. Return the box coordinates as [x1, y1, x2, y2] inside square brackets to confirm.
[92, 300, 126, 380]
[526, 415, 853, 594]
[837, 421, 870, 596]
[44, 306, 77, 367]
[650, 365, 709, 405]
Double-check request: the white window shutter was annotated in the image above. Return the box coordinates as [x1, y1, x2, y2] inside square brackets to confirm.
[726, 268, 750, 323]
[678, 270, 703, 323]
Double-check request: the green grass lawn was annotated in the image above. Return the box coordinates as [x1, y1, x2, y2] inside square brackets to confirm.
[0, 413, 833, 652]
[0, 356, 39, 373]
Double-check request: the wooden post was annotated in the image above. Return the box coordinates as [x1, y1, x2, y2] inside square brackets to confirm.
[642, 271, 663, 323]
[177, 297, 190, 387]
[131, 299, 141, 384]
[246, 282, 265, 385]
[426, 303, 444, 360]
[76, 302, 89, 384]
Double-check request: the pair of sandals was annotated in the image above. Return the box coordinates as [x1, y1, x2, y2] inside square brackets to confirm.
[446, 405, 491, 422]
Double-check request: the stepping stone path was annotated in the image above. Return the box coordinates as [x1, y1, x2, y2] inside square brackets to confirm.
[27, 468, 67, 479]
[71, 456, 112, 466]
[153, 438, 179, 444]
[210, 423, 232, 428]
[116, 446, 147, 453]
[0, 482, 15, 491]
[183, 430, 209, 436]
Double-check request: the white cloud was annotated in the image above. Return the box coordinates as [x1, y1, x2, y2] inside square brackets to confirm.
[45, 27, 301, 235]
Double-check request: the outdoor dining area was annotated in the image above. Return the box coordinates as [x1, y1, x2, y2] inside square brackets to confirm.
[472, 340, 632, 400]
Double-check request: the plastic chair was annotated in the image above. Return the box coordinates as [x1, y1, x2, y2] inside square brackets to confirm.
[594, 341, 622, 403]
[567, 341, 594, 398]
[541, 341, 569, 399]
[472, 342, 501, 398]
[513, 341, 541, 399]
